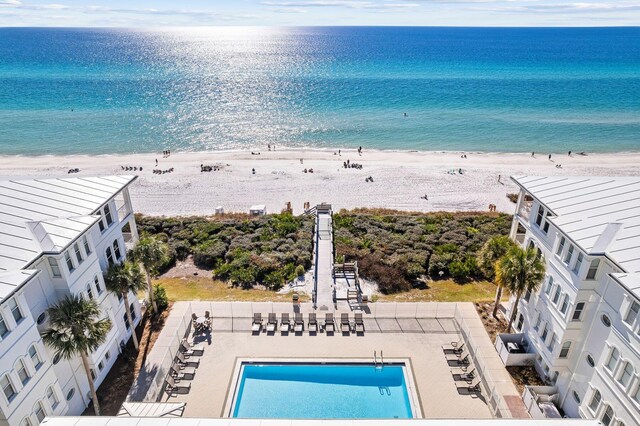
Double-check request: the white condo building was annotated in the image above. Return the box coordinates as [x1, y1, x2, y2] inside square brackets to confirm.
[0, 176, 141, 426]
[503, 176, 640, 425]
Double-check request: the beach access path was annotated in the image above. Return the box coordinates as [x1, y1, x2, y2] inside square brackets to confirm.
[1, 149, 640, 216]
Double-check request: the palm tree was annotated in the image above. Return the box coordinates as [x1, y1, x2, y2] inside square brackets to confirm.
[131, 234, 169, 314]
[103, 261, 146, 350]
[495, 246, 546, 331]
[477, 236, 517, 318]
[41, 296, 111, 416]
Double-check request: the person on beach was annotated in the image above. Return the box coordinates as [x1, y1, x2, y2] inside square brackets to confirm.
[252, 168, 255, 174]
[498, 174, 501, 183]
[339, 149, 341, 156]
[268, 144, 271, 151]
[531, 152, 535, 157]
[423, 194, 428, 200]
[549, 154, 552, 161]
[358, 146, 362, 155]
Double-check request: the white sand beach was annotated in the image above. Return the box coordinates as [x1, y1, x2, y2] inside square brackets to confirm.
[1, 149, 639, 216]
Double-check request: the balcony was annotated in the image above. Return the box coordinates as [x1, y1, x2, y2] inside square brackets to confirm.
[494, 333, 537, 366]
[522, 385, 563, 419]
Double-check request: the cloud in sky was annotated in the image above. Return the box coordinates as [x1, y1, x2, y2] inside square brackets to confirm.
[0, 0, 639, 26]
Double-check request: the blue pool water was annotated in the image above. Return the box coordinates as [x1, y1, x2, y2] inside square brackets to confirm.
[232, 363, 413, 419]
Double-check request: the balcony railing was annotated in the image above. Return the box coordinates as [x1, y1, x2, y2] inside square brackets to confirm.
[495, 332, 537, 366]
[522, 386, 562, 419]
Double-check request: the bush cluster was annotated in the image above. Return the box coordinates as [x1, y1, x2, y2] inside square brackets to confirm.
[136, 213, 314, 290]
[333, 210, 512, 293]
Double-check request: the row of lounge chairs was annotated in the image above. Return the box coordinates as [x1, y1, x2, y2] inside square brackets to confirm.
[442, 340, 481, 394]
[165, 339, 205, 396]
[252, 312, 365, 334]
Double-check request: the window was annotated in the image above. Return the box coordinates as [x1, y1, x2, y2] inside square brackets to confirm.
[560, 341, 571, 358]
[8, 298, 23, 323]
[17, 359, 30, 385]
[47, 257, 61, 278]
[0, 314, 8, 337]
[560, 295, 569, 314]
[516, 314, 524, 331]
[601, 405, 614, 426]
[94, 275, 103, 294]
[633, 383, 640, 403]
[86, 283, 94, 300]
[90, 369, 96, 380]
[123, 313, 130, 329]
[66, 388, 75, 401]
[553, 286, 561, 304]
[28, 345, 42, 370]
[64, 251, 74, 272]
[572, 302, 585, 321]
[36, 312, 46, 325]
[602, 314, 612, 327]
[624, 301, 639, 326]
[105, 350, 110, 361]
[98, 361, 104, 371]
[619, 362, 634, 387]
[542, 213, 551, 234]
[564, 245, 574, 264]
[545, 276, 554, 295]
[130, 303, 136, 321]
[551, 371, 559, 384]
[113, 239, 121, 260]
[46, 386, 59, 410]
[589, 390, 601, 412]
[534, 315, 541, 331]
[586, 258, 600, 280]
[606, 347, 620, 371]
[34, 401, 46, 422]
[524, 288, 532, 302]
[1, 374, 16, 402]
[52, 353, 61, 365]
[572, 390, 581, 403]
[535, 206, 544, 226]
[83, 236, 91, 255]
[586, 354, 595, 367]
[573, 252, 584, 274]
[106, 247, 114, 266]
[98, 219, 105, 232]
[548, 333, 556, 352]
[556, 236, 566, 256]
[104, 204, 113, 226]
[20, 417, 32, 426]
[541, 323, 549, 341]
[73, 243, 83, 264]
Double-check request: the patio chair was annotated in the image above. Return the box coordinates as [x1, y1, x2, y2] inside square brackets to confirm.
[445, 348, 469, 361]
[267, 313, 277, 333]
[456, 376, 481, 393]
[281, 313, 291, 333]
[451, 367, 476, 383]
[181, 339, 205, 356]
[324, 313, 335, 332]
[175, 350, 200, 368]
[252, 313, 263, 333]
[166, 375, 191, 395]
[443, 342, 465, 354]
[294, 313, 304, 333]
[341, 313, 351, 333]
[308, 313, 318, 333]
[204, 310, 212, 330]
[170, 364, 195, 381]
[354, 313, 365, 332]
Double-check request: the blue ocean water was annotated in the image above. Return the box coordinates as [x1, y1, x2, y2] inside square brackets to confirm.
[232, 364, 412, 418]
[0, 27, 639, 155]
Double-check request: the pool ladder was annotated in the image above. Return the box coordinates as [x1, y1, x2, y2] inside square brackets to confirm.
[373, 350, 384, 369]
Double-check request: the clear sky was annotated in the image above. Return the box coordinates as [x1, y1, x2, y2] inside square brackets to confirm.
[0, 0, 639, 27]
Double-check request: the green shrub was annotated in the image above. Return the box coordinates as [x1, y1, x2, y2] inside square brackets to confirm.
[153, 284, 169, 312]
[295, 265, 305, 277]
[193, 239, 228, 268]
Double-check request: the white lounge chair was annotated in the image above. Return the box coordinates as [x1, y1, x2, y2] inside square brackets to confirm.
[175, 351, 200, 368]
[294, 313, 304, 333]
[281, 313, 291, 333]
[266, 313, 277, 333]
[166, 375, 191, 395]
[252, 313, 263, 333]
[181, 339, 204, 356]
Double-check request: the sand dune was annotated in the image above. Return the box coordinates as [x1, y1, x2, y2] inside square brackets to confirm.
[1, 149, 639, 216]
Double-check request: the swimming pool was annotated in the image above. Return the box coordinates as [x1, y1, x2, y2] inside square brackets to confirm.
[231, 362, 415, 419]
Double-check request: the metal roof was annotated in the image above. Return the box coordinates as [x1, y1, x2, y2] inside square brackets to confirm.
[512, 176, 640, 273]
[0, 270, 39, 300]
[0, 175, 137, 303]
[118, 402, 186, 418]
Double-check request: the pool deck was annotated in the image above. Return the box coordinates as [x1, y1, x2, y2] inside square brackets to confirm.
[128, 302, 526, 420]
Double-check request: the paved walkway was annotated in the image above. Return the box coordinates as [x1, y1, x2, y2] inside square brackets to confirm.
[314, 211, 334, 309]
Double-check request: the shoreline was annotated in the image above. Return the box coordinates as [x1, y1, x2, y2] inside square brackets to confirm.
[2, 149, 639, 216]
